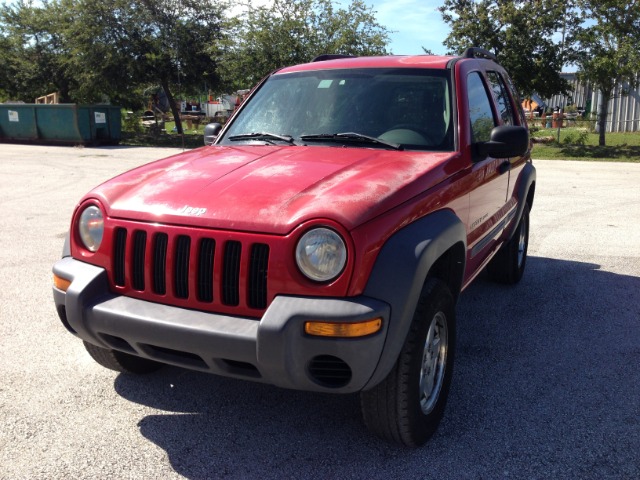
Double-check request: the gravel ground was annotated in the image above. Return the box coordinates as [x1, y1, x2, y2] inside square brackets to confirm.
[1, 145, 638, 479]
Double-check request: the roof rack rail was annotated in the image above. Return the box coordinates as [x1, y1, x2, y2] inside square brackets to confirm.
[462, 47, 497, 61]
[312, 54, 357, 62]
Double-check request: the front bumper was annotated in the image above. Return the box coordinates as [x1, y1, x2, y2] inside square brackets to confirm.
[53, 257, 390, 393]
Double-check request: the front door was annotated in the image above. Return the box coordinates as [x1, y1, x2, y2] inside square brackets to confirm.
[466, 71, 510, 274]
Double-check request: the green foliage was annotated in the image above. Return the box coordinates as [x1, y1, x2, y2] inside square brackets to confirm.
[562, 130, 589, 146]
[439, 0, 582, 99]
[121, 110, 143, 134]
[531, 129, 640, 161]
[0, 1, 75, 102]
[574, 0, 640, 146]
[0, 0, 225, 108]
[215, 0, 391, 91]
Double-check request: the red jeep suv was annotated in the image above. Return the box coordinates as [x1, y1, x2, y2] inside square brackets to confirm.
[53, 48, 535, 446]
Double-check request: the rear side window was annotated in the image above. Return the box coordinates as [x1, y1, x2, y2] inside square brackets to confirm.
[487, 71, 515, 126]
[502, 73, 527, 125]
[467, 72, 495, 143]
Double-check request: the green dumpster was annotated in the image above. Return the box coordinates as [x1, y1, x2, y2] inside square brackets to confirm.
[0, 104, 121, 145]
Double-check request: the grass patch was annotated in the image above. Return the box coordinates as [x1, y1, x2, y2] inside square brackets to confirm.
[531, 128, 640, 162]
[120, 119, 205, 148]
[121, 131, 204, 149]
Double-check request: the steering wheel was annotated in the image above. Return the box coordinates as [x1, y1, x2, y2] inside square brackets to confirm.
[380, 124, 439, 145]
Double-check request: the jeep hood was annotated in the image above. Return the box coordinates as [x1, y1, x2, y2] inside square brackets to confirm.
[88, 145, 456, 234]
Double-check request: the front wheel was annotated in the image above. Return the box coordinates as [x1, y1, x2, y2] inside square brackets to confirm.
[360, 278, 456, 446]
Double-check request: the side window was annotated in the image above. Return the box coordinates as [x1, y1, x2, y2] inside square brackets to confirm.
[487, 71, 515, 125]
[503, 74, 527, 125]
[467, 72, 496, 143]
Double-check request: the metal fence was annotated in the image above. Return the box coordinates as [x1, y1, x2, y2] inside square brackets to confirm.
[543, 73, 640, 133]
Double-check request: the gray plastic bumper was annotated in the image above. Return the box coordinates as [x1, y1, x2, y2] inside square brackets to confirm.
[53, 257, 390, 393]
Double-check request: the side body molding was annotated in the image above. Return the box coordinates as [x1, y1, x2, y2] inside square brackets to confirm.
[362, 209, 467, 389]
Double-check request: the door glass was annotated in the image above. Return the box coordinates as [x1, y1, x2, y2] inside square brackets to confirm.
[467, 72, 496, 143]
[487, 72, 515, 125]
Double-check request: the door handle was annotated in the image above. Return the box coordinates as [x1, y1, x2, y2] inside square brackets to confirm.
[498, 161, 511, 174]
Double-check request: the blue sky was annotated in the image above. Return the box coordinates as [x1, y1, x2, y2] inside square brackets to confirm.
[343, 0, 452, 55]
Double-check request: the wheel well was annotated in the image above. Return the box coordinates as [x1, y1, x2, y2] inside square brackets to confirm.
[427, 241, 465, 300]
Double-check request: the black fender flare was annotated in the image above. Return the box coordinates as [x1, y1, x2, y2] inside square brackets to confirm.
[505, 161, 536, 241]
[362, 209, 466, 389]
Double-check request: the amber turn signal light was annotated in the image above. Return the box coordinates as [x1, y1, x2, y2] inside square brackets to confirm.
[304, 318, 382, 338]
[53, 274, 71, 292]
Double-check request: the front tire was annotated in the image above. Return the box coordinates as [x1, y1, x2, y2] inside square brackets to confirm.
[360, 278, 456, 446]
[83, 341, 162, 374]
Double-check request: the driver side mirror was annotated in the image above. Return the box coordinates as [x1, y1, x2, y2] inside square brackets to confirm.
[477, 125, 529, 158]
[204, 123, 222, 146]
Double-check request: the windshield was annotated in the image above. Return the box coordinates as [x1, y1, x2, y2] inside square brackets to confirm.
[219, 68, 454, 151]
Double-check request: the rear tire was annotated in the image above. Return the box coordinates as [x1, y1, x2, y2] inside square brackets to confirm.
[360, 278, 456, 446]
[488, 203, 530, 284]
[83, 341, 162, 374]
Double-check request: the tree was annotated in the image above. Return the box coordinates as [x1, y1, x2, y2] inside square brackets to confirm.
[0, 1, 77, 102]
[574, 0, 640, 146]
[439, 0, 581, 100]
[216, 0, 391, 91]
[63, 0, 226, 133]
[1, 0, 226, 134]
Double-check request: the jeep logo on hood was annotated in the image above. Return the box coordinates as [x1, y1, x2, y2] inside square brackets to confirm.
[178, 205, 207, 216]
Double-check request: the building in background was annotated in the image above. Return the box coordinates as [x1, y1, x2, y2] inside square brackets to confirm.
[544, 73, 640, 133]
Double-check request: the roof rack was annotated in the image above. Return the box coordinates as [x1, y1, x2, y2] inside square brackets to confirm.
[462, 47, 497, 61]
[312, 54, 357, 62]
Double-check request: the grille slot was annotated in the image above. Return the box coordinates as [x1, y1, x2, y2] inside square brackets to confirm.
[223, 241, 241, 306]
[153, 233, 168, 295]
[132, 231, 147, 291]
[114, 228, 127, 286]
[174, 235, 191, 299]
[110, 226, 270, 313]
[248, 244, 269, 309]
[197, 238, 215, 302]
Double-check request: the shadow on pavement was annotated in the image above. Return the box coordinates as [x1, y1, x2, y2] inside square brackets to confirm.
[114, 256, 640, 479]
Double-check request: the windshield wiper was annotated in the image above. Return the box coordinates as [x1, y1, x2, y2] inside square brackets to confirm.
[299, 132, 403, 150]
[228, 132, 295, 145]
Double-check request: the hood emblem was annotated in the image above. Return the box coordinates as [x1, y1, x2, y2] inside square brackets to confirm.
[178, 205, 207, 216]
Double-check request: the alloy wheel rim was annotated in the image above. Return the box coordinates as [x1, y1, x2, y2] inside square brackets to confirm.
[517, 215, 528, 268]
[419, 311, 448, 415]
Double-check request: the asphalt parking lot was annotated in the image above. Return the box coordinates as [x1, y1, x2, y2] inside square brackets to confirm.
[1, 144, 639, 479]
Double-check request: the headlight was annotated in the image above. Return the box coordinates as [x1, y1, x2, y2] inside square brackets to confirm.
[295, 228, 347, 282]
[78, 205, 104, 252]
